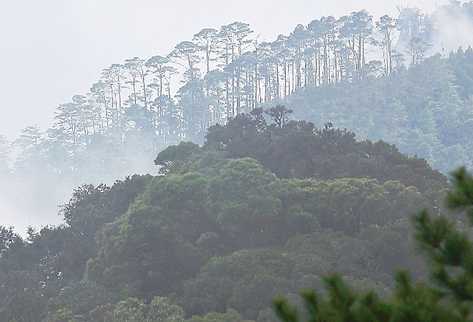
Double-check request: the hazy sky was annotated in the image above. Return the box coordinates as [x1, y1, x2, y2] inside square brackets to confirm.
[0, 0, 442, 138]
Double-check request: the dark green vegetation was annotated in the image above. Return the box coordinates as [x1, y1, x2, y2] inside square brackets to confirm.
[274, 167, 473, 322]
[0, 113, 449, 321]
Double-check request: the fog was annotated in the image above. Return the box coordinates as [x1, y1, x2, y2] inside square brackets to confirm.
[0, 0, 461, 233]
[432, 3, 473, 53]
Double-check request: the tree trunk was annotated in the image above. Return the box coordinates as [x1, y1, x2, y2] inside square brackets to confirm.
[284, 61, 287, 96]
[275, 63, 280, 98]
[141, 74, 147, 108]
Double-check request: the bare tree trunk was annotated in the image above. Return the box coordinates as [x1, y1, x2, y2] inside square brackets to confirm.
[245, 70, 251, 111]
[254, 44, 258, 109]
[334, 51, 338, 83]
[323, 37, 328, 84]
[206, 43, 211, 74]
[132, 79, 137, 105]
[110, 85, 115, 109]
[357, 35, 362, 78]
[141, 74, 147, 108]
[291, 62, 295, 93]
[314, 52, 318, 87]
[236, 65, 241, 114]
[304, 58, 309, 87]
[275, 63, 280, 98]
[231, 45, 235, 116]
[159, 75, 164, 97]
[225, 44, 231, 118]
[283, 61, 287, 96]
[387, 32, 392, 75]
[117, 76, 122, 110]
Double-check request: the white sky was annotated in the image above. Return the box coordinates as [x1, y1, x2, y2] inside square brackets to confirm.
[0, 0, 443, 138]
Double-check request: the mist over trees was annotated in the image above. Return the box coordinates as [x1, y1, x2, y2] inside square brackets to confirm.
[0, 5, 468, 232]
[2, 2, 473, 320]
[2, 2, 473, 231]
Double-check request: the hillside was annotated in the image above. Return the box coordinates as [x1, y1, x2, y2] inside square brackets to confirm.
[1, 3, 473, 230]
[281, 49, 473, 172]
[0, 114, 448, 321]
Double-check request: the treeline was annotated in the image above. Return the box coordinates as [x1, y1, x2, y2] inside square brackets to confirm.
[0, 113, 449, 321]
[2, 2, 473, 177]
[1, 2, 473, 231]
[283, 48, 473, 173]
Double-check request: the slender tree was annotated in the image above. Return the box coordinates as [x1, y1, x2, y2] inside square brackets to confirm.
[193, 28, 219, 74]
[169, 41, 201, 81]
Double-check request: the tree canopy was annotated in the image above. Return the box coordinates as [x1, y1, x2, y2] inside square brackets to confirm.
[274, 167, 473, 322]
[0, 115, 450, 321]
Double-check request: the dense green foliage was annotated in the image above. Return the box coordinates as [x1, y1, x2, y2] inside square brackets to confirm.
[0, 115, 448, 321]
[274, 167, 473, 322]
[202, 109, 446, 194]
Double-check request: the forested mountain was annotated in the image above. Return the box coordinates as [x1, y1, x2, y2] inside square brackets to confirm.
[2, 2, 473, 318]
[282, 50, 473, 172]
[2, 2, 473, 229]
[0, 113, 449, 321]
